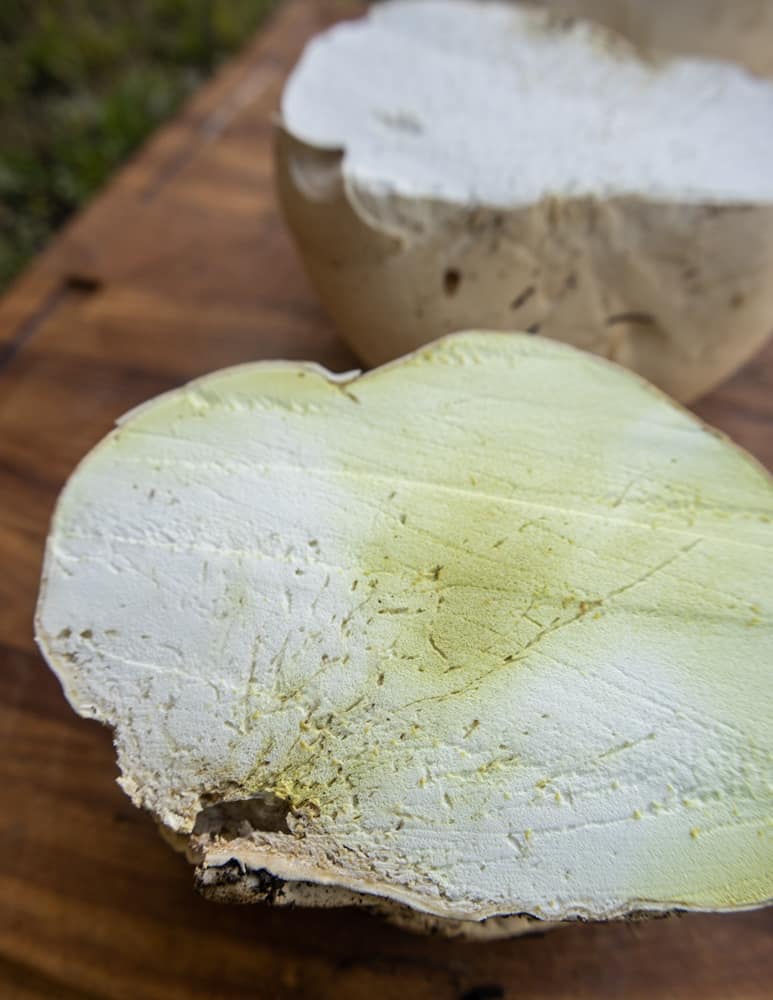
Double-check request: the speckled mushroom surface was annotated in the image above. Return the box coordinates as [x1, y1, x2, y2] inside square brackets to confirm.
[36, 333, 772, 926]
[276, 0, 773, 401]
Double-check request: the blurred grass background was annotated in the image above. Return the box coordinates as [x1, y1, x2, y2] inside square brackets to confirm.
[0, 0, 277, 291]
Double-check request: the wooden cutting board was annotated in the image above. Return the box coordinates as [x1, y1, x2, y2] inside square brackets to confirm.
[1, 2, 771, 996]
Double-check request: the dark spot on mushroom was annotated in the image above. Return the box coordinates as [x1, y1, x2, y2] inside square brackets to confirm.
[605, 312, 655, 327]
[510, 284, 535, 310]
[375, 109, 424, 135]
[443, 268, 462, 296]
[564, 272, 577, 291]
[336, 383, 361, 404]
[730, 292, 745, 309]
[80, 629, 93, 639]
[526, 322, 541, 335]
[194, 793, 291, 838]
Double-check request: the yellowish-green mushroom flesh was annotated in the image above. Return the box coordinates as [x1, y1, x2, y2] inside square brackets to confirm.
[35, 333, 772, 927]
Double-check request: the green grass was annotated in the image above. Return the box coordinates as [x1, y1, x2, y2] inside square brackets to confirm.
[0, 0, 277, 290]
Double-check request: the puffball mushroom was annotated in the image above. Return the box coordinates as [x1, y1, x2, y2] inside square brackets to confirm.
[276, 0, 773, 402]
[532, 0, 773, 78]
[36, 333, 772, 938]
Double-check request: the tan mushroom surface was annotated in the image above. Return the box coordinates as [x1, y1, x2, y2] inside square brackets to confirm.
[277, 0, 773, 401]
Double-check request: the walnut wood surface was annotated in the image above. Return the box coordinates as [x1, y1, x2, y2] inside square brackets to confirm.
[1, 2, 771, 996]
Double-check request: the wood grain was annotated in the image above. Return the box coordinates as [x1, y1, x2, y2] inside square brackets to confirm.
[0, 1, 771, 996]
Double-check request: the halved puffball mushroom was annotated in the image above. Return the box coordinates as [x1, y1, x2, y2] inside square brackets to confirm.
[531, 0, 773, 77]
[276, 0, 773, 402]
[36, 333, 772, 937]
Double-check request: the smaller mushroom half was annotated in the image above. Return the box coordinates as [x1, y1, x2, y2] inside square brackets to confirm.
[276, 0, 773, 401]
